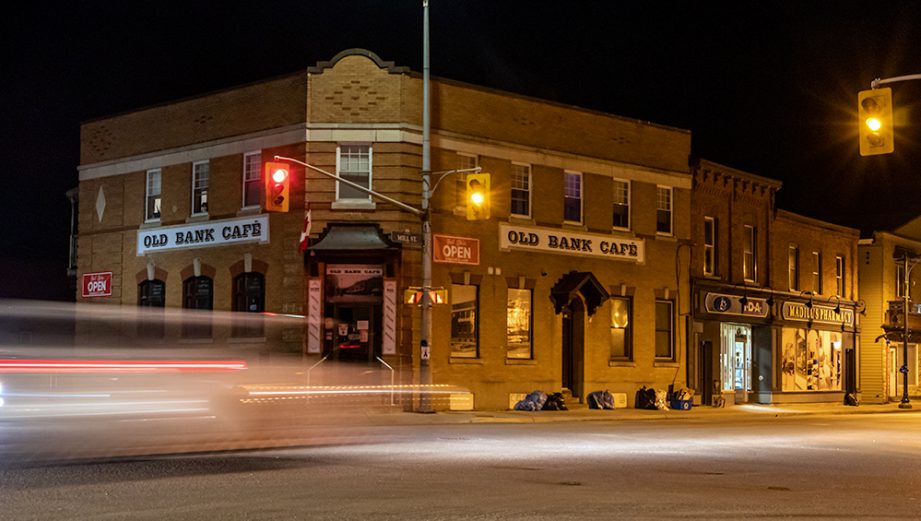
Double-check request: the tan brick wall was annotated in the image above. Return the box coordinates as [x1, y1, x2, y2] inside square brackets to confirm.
[81, 74, 307, 165]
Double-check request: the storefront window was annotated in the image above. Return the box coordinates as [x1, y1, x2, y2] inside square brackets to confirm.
[138, 279, 165, 339]
[232, 272, 265, 338]
[506, 288, 532, 359]
[655, 300, 673, 359]
[451, 284, 478, 358]
[182, 276, 213, 338]
[781, 328, 843, 391]
[610, 297, 632, 360]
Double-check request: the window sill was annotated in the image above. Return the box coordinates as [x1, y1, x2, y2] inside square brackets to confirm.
[140, 220, 162, 229]
[610, 226, 633, 236]
[506, 358, 537, 365]
[655, 233, 677, 241]
[562, 221, 586, 230]
[178, 337, 215, 344]
[450, 357, 483, 364]
[228, 336, 266, 344]
[608, 360, 636, 367]
[653, 361, 679, 368]
[332, 200, 376, 211]
[186, 213, 209, 223]
[237, 206, 262, 216]
[508, 215, 535, 225]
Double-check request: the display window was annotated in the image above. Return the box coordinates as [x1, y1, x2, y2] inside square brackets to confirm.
[781, 328, 842, 391]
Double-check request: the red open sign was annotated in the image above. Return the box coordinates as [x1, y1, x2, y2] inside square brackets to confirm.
[82, 272, 112, 298]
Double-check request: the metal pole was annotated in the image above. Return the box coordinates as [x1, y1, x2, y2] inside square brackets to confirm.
[901, 255, 912, 408]
[418, 0, 434, 413]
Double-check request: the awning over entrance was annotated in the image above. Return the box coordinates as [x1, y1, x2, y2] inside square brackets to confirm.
[550, 271, 609, 316]
[308, 223, 400, 252]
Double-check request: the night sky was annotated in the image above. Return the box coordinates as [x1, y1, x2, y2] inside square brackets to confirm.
[3, 1, 921, 300]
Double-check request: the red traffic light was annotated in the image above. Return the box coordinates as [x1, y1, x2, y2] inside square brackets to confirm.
[264, 161, 290, 212]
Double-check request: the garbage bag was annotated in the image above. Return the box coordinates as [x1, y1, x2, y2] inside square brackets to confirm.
[588, 390, 616, 410]
[514, 390, 548, 411]
[635, 386, 657, 410]
[542, 392, 568, 411]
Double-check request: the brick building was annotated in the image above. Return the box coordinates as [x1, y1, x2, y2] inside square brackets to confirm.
[75, 49, 694, 410]
[689, 160, 860, 405]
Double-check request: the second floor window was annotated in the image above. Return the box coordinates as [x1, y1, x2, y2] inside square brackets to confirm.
[510, 163, 531, 217]
[192, 161, 209, 215]
[789, 245, 799, 291]
[337, 145, 372, 201]
[743, 225, 757, 282]
[243, 152, 261, 208]
[656, 186, 672, 234]
[564, 171, 582, 223]
[812, 251, 822, 294]
[703, 216, 717, 276]
[612, 179, 630, 229]
[145, 169, 161, 222]
[836, 256, 845, 297]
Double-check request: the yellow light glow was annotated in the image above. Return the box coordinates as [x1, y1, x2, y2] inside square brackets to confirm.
[866, 117, 882, 132]
[471, 192, 484, 205]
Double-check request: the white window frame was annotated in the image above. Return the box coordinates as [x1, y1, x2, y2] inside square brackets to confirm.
[703, 216, 716, 276]
[191, 160, 209, 216]
[612, 178, 631, 230]
[510, 162, 532, 218]
[242, 151, 261, 209]
[812, 251, 822, 294]
[656, 186, 673, 235]
[743, 225, 757, 282]
[563, 171, 583, 224]
[835, 255, 845, 297]
[788, 244, 799, 291]
[145, 168, 162, 223]
[336, 144, 373, 203]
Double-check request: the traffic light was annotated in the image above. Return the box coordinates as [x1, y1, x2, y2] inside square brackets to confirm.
[465, 172, 490, 220]
[858, 88, 894, 156]
[264, 161, 290, 212]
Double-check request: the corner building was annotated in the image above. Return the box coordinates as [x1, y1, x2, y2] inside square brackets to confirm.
[76, 49, 692, 410]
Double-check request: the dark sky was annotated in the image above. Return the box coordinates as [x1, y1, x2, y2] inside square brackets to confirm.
[3, 1, 921, 300]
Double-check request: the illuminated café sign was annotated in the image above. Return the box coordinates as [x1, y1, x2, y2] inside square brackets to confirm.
[137, 215, 269, 255]
[782, 301, 854, 326]
[498, 223, 645, 263]
[704, 293, 769, 318]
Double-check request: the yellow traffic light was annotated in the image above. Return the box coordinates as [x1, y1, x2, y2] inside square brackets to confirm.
[465, 173, 490, 220]
[858, 88, 894, 156]
[264, 161, 290, 212]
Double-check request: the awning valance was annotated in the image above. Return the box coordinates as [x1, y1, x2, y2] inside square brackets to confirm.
[308, 223, 400, 252]
[550, 271, 609, 316]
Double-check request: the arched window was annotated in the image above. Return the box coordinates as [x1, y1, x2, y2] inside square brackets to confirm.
[138, 279, 165, 339]
[232, 272, 265, 337]
[182, 276, 213, 338]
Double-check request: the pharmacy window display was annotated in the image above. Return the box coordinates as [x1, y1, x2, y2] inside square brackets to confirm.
[781, 328, 843, 392]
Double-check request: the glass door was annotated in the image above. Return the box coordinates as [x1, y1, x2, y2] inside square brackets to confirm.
[720, 323, 751, 402]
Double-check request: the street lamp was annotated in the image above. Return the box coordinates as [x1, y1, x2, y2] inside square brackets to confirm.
[898, 253, 917, 409]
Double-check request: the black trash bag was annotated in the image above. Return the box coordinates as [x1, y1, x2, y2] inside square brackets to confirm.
[845, 392, 859, 407]
[514, 390, 548, 411]
[588, 390, 616, 410]
[634, 386, 657, 410]
[542, 392, 568, 411]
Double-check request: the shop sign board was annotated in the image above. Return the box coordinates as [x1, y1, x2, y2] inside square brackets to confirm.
[498, 222, 644, 263]
[704, 292, 769, 318]
[433, 234, 480, 265]
[782, 301, 854, 326]
[82, 271, 112, 298]
[137, 214, 269, 255]
[390, 231, 422, 248]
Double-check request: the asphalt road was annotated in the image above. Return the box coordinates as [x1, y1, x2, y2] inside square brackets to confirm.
[2, 412, 921, 520]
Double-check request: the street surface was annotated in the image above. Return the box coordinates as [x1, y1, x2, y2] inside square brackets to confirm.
[2, 411, 921, 520]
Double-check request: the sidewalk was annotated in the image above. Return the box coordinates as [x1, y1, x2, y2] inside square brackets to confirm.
[364, 401, 921, 426]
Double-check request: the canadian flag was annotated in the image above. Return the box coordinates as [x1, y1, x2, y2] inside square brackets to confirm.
[298, 209, 312, 252]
